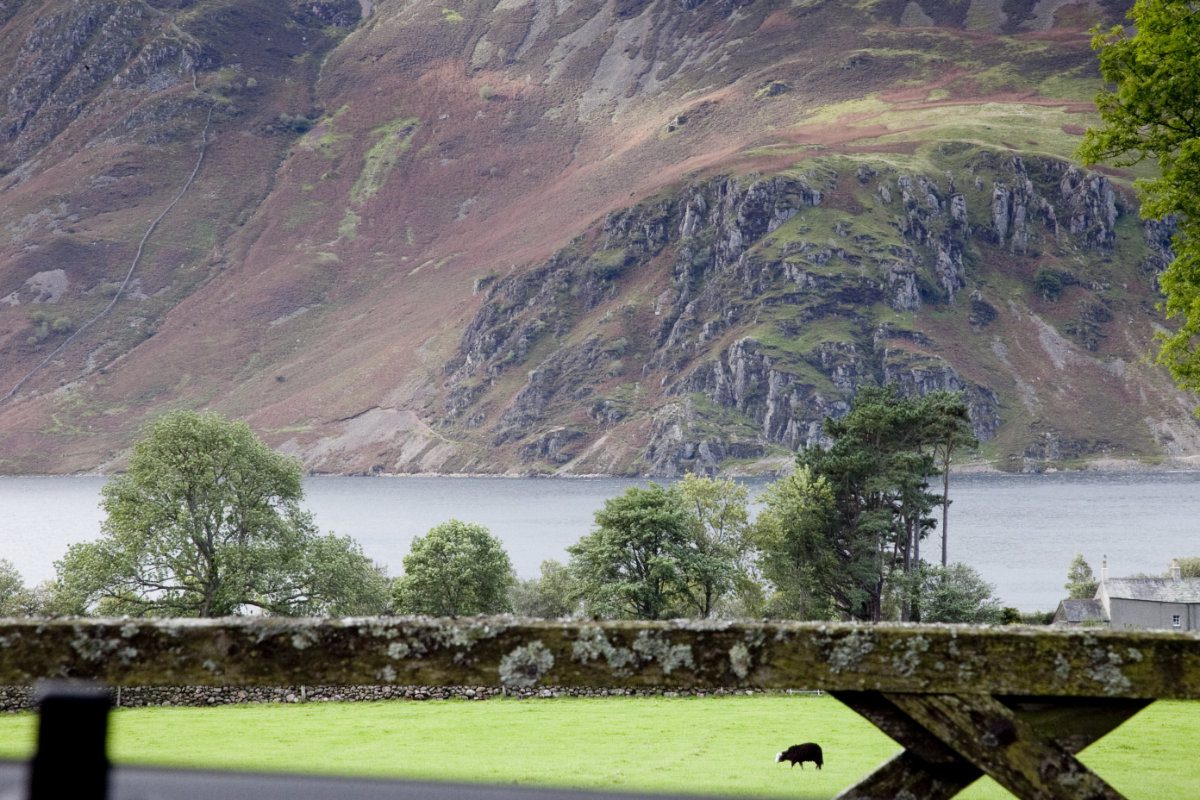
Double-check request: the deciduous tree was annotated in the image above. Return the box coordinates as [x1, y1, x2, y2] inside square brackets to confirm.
[0, 559, 37, 616]
[54, 411, 389, 617]
[510, 559, 577, 618]
[567, 484, 696, 620]
[392, 520, 515, 616]
[1065, 553, 1099, 599]
[911, 563, 1004, 624]
[673, 474, 754, 618]
[1079, 1, 1200, 390]
[752, 466, 839, 620]
[1175, 556, 1200, 578]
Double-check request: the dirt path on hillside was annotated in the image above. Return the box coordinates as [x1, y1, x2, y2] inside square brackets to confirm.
[1, 72, 215, 405]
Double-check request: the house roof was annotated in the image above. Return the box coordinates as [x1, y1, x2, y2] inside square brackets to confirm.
[1103, 577, 1200, 603]
[1055, 598, 1107, 623]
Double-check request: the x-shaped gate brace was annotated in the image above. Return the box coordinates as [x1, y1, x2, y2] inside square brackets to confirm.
[1, 618, 1197, 800]
[832, 691, 1151, 799]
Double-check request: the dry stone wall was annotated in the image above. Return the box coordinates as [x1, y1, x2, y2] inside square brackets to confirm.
[0, 683, 773, 712]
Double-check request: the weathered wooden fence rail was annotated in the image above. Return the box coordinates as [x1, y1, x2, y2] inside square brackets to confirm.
[2, 617, 1199, 799]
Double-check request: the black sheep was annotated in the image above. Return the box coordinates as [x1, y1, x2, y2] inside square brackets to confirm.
[776, 742, 823, 770]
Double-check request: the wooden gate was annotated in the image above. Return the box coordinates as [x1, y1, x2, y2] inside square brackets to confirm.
[2, 618, 1197, 799]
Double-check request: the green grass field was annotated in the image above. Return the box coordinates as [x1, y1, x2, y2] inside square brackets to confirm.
[0, 695, 1195, 798]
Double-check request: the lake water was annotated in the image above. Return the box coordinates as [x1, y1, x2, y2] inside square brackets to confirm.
[2, 471, 1199, 612]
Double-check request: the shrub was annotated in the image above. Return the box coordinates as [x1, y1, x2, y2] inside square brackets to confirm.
[1033, 268, 1063, 300]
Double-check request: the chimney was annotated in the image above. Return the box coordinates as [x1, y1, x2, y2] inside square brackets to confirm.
[1171, 559, 1181, 582]
[1101, 555, 1108, 582]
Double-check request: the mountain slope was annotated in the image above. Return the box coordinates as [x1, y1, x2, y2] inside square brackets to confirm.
[1, 0, 1196, 475]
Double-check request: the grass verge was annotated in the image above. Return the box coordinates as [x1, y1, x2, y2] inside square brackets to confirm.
[0, 695, 1194, 798]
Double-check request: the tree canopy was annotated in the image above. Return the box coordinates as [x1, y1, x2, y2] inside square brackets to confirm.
[673, 474, 755, 618]
[1079, 0, 1200, 391]
[920, 390, 976, 565]
[752, 465, 840, 620]
[753, 385, 973, 621]
[392, 520, 515, 616]
[0, 559, 37, 616]
[567, 483, 697, 620]
[1175, 556, 1200, 578]
[53, 410, 390, 617]
[909, 563, 1003, 624]
[1065, 553, 1099, 599]
[510, 559, 577, 618]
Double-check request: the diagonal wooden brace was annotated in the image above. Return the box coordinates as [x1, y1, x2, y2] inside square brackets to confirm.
[833, 690, 981, 800]
[995, 696, 1151, 756]
[889, 692, 1127, 799]
[834, 691, 1149, 800]
[833, 750, 981, 800]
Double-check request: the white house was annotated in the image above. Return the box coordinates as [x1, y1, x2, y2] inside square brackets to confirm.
[1052, 559, 1200, 631]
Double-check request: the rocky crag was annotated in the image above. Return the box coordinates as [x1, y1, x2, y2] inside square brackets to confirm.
[441, 148, 1188, 474]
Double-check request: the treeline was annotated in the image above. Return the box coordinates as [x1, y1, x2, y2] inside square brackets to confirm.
[435, 385, 1005, 623]
[397, 477, 1004, 624]
[0, 393, 1018, 622]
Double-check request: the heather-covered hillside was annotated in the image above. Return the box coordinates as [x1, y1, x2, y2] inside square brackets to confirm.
[1, 0, 1196, 475]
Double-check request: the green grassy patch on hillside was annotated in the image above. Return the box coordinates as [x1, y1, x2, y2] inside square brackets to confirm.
[350, 117, 421, 205]
[0, 696, 1196, 798]
[963, 1, 1003, 30]
[752, 314, 861, 361]
[964, 63, 1034, 94]
[338, 209, 360, 240]
[1038, 70, 1101, 101]
[798, 96, 1101, 166]
[754, 208, 897, 266]
[858, 103, 1097, 161]
[684, 393, 768, 441]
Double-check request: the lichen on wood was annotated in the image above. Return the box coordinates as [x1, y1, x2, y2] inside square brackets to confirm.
[0, 618, 1197, 699]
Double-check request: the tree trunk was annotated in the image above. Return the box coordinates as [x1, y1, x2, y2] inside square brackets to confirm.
[941, 455, 951, 567]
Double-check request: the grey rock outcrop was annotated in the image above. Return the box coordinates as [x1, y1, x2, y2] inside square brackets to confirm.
[442, 149, 1145, 475]
[1059, 165, 1117, 250]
